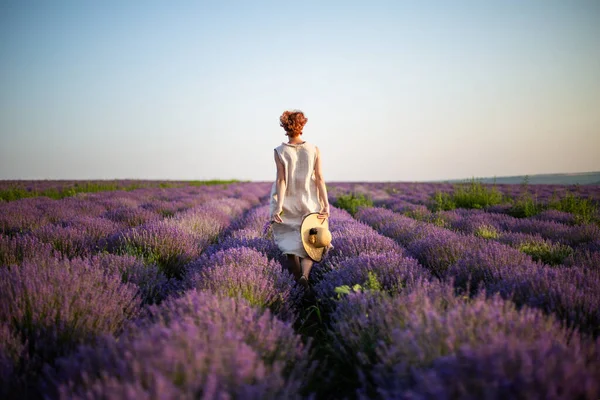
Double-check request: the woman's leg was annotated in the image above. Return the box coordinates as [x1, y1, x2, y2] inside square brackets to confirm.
[286, 254, 302, 280]
[300, 257, 314, 281]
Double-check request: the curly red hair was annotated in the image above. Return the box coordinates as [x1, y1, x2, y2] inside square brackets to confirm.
[279, 110, 307, 137]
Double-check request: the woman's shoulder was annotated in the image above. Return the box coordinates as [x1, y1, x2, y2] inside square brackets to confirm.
[274, 143, 285, 152]
[305, 141, 318, 151]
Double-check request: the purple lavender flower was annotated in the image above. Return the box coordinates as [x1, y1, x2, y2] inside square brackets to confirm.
[313, 251, 431, 308]
[407, 229, 479, 278]
[0, 256, 140, 384]
[90, 253, 174, 305]
[33, 223, 93, 259]
[0, 323, 26, 398]
[0, 197, 49, 234]
[532, 209, 578, 225]
[102, 205, 161, 227]
[230, 228, 262, 240]
[205, 235, 280, 261]
[565, 248, 600, 270]
[46, 290, 313, 399]
[448, 240, 536, 294]
[0, 233, 55, 266]
[406, 336, 600, 400]
[109, 220, 202, 278]
[164, 208, 226, 247]
[498, 232, 574, 265]
[356, 206, 426, 246]
[228, 205, 271, 233]
[324, 223, 403, 267]
[489, 264, 600, 336]
[187, 247, 302, 320]
[328, 280, 590, 398]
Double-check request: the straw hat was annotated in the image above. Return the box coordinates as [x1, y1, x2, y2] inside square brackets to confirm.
[301, 212, 332, 262]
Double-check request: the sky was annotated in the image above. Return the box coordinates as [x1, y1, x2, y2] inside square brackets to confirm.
[1, 0, 599, 182]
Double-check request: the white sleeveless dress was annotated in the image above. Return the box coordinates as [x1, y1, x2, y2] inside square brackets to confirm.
[269, 141, 322, 258]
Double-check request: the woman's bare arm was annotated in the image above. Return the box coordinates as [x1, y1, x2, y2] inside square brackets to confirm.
[314, 146, 330, 217]
[272, 149, 286, 223]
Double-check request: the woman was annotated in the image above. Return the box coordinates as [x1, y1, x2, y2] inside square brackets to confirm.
[269, 110, 330, 289]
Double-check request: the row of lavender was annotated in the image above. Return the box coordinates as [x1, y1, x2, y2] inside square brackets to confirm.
[355, 206, 600, 335]
[0, 179, 184, 192]
[331, 182, 600, 272]
[0, 183, 270, 397]
[39, 201, 318, 399]
[335, 184, 600, 397]
[376, 202, 600, 269]
[328, 181, 600, 207]
[307, 205, 599, 398]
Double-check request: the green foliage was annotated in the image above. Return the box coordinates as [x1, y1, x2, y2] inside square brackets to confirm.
[508, 178, 598, 223]
[508, 176, 544, 218]
[518, 242, 574, 266]
[0, 180, 241, 201]
[430, 178, 502, 211]
[431, 191, 456, 212]
[334, 271, 382, 300]
[451, 178, 503, 209]
[548, 191, 597, 224]
[508, 194, 544, 218]
[334, 192, 374, 216]
[403, 207, 432, 222]
[474, 224, 500, 240]
[187, 179, 241, 187]
[364, 270, 382, 291]
[334, 284, 362, 298]
[430, 215, 449, 228]
[384, 185, 399, 195]
[120, 243, 161, 267]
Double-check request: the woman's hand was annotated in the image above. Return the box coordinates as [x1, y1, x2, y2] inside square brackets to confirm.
[271, 209, 283, 224]
[317, 207, 330, 220]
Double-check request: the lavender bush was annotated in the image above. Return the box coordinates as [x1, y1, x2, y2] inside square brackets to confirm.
[565, 247, 600, 270]
[407, 229, 479, 278]
[0, 233, 55, 266]
[108, 220, 202, 278]
[489, 265, 600, 336]
[406, 336, 600, 400]
[313, 251, 431, 310]
[186, 247, 302, 320]
[227, 205, 272, 234]
[448, 240, 538, 294]
[46, 290, 313, 399]
[0, 197, 50, 234]
[33, 224, 96, 259]
[0, 256, 140, 389]
[102, 205, 161, 227]
[328, 280, 595, 398]
[0, 323, 26, 398]
[499, 232, 574, 265]
[204, 233, 281, 260]
[324, 222, 403, 268]
[91, 252, 175, 305]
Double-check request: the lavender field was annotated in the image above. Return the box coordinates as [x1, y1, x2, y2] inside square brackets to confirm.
[1, 180, 599, 399]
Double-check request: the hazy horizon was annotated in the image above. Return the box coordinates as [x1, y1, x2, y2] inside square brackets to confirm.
[1, 1, 599, 182]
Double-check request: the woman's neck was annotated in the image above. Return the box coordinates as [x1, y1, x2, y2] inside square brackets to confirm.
[286, 133, 304, 144]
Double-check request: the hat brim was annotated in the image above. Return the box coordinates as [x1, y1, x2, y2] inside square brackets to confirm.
[300, 212, 330, 262]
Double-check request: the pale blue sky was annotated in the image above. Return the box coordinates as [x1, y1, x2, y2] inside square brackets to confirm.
[1, 0, 599, 181]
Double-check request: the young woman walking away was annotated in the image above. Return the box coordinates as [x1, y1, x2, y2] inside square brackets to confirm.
[269, 110, 330, 289]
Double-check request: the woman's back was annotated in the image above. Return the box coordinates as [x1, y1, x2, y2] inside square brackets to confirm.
[270, 141, 320, 219]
